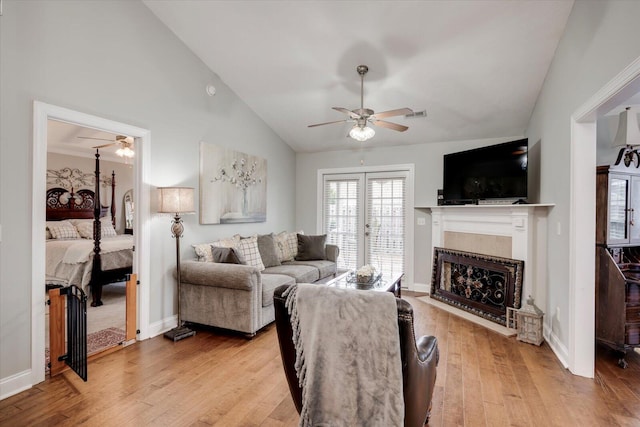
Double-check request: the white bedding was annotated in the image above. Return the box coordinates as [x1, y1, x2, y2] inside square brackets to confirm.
[46, 235, 134, 289]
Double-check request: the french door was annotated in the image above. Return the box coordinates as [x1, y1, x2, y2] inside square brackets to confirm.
[322, 169, 412, 284]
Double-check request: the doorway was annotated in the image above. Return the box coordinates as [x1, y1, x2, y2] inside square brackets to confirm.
[570, 56, 640, 377]
[318, 165, 414, 287]
[32, 102, 151, 385]
[45, 119, 136, 371]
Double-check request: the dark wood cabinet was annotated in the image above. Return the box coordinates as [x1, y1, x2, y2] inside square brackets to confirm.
[596, 165, 640, 368]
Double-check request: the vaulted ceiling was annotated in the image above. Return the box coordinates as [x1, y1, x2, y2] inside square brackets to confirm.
[143, 1, 574, 153]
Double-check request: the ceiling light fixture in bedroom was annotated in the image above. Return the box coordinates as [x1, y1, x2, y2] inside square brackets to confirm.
[115, 140, 134, 158]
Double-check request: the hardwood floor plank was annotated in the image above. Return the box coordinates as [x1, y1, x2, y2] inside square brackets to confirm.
[2, 295, 639, 426]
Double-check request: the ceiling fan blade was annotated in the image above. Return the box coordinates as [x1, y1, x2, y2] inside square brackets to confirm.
[92, 142, 116, 149]
[370, 108, 414, 120]
[77, 136, 114, 142]
[332, 107, 361, 119]
[370, 120, 409, 132]
[308, 119, 350, 128]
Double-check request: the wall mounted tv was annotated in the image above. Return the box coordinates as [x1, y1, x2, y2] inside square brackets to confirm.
[443, 138, 528, 204]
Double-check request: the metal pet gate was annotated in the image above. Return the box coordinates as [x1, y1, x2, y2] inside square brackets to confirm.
[48, 285, 88, 381]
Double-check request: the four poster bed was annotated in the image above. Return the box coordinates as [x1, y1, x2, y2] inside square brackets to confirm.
[45, 150, 133, 307]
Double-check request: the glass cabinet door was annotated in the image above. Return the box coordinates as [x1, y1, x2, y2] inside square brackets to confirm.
[608, 175, 630, 244]
[630, 176, 640, 244]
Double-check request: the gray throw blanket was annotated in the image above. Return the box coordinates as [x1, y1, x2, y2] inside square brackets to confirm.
[284, 283, 404, 427]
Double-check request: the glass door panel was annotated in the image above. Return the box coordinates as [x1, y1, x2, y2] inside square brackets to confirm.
[608, 175, 629, 244]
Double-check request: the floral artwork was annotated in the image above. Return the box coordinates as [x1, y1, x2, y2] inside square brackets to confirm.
[200, 143, 267, 224]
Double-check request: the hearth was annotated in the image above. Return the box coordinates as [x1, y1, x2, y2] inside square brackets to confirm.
[431, 247, 524, 326]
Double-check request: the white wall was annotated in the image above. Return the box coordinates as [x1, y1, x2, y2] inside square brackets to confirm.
[0, 0, 295, 390]
[295, 136, 525, 287]
[47, 152, 134, 233]
[296, 1, 640, 370]
[526, 1, 640, 353]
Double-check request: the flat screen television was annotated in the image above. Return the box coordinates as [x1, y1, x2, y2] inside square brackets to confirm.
[443, 138, 528, 204]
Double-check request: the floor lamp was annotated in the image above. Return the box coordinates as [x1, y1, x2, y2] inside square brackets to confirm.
[158, 187, 196, 341]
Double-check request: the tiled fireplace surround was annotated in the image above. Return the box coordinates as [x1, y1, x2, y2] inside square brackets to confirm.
[426, 205, 552, 335]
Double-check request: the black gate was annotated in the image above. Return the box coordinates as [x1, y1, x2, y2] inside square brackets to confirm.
[59, 285, 88, 381]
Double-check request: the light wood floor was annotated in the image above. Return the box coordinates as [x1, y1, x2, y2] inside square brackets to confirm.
[2, 293, 639, 426]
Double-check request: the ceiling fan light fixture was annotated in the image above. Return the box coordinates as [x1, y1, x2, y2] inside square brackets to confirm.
[116, 145, 135, 158]
[349, 125, 375, 142]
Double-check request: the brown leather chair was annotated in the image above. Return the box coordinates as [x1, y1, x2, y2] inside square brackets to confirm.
[273, 284, 439, 426]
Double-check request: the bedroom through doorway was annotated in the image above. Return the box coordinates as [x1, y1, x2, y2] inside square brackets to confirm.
[44, 119, 137, 374]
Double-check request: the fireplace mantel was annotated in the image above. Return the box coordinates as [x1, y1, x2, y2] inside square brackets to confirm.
[420, 203, 553, 334]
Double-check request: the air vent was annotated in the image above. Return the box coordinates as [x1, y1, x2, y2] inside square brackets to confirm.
[405, 110, 427, 118]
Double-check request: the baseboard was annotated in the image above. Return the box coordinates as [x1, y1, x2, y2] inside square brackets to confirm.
[147, 315, 177, 338]
[418, 295, 516, 337]
[411, 282, 431, 293]
[543, 324, 569, 369]
[0, 369, 32, 401]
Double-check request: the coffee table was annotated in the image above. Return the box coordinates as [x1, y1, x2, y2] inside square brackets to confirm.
[325, 271, 403, 297]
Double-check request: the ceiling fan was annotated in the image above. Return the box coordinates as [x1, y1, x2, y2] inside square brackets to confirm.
[308, 65, 414, 141]
[77, 134, 134, 158]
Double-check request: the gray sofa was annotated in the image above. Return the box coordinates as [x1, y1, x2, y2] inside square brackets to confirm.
[180, 244, 339, 336]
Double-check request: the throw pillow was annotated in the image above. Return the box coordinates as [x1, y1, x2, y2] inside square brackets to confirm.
[237, 235, 265, 271]
[211, 246, 246, 264]
[257, 233, 281, 268]
[48, 221, 80, 240]
[295, 234, 327, 261]
[274, 231, 292, 262]
[193, 235, 240, 262]
[275, 230, 304, 262]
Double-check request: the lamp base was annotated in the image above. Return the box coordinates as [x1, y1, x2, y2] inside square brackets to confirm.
[163, 325, 196, 342]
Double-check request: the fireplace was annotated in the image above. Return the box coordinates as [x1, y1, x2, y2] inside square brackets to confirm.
[431, 247, 524, 326]
[422, 204, 551, 333]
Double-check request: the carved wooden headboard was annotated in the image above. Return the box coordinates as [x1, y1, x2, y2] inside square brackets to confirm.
[46, 187, 109, 221]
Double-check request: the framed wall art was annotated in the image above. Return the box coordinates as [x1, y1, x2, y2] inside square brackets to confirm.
[200, 143, 267, 224]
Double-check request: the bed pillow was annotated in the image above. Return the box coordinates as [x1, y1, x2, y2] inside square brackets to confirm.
[257, 233, 281, 268]
[48, 221, 80, 240]
[295, 234, 327, 261]
[75, 221, 94, 239]
[72, 219, 117, 239]
[192, 235, 240, 262]
[100, 220, 117, 238]
[211, 246, 246, 264]
[237, 235, 265, 271]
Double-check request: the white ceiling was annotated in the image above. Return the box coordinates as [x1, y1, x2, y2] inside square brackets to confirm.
[47, 120, 131, 163]
[143, 0, 574, 153]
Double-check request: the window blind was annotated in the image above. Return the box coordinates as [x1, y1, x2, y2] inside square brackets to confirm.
[366, 176, 405, 278]
[323, 177, 360, 270]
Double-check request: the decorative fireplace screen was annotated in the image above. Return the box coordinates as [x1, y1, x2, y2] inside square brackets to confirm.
[431, 247, 524, 326]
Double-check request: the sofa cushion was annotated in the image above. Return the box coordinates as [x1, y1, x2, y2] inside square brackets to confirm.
[261, 273, 295, 307]
[296, 234, 327, 261]
[211, 246, 245, 264]
[283, 260, 337, 279]
[237, 235, 265, 271]
[258, 233, 281, 268]
[263, 264, 320, 283]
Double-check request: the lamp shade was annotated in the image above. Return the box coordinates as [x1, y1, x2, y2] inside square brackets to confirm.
[613, 107, 640, 147]
[158, 187, 195, 214]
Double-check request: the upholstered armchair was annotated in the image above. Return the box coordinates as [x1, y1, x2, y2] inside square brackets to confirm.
[273, 284, 439, 426]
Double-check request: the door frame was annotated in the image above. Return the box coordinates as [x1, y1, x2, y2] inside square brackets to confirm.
[569, 56, 640, 377]
[317, 164, 415, 288]
[31, 101, 151, 385]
